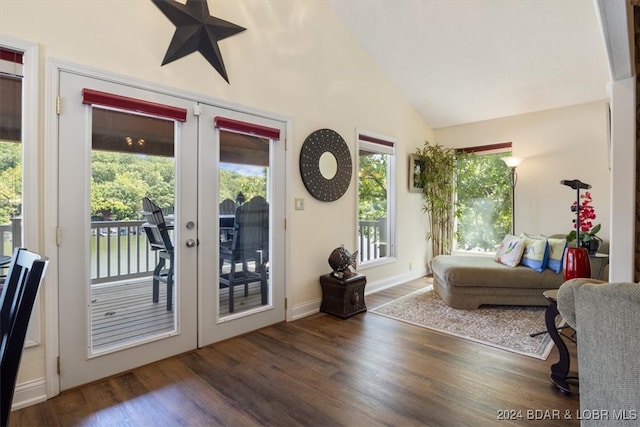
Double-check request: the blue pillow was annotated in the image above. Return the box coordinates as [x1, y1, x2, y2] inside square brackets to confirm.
[519, 233, 550, 272]
[546, 237, 567, 273]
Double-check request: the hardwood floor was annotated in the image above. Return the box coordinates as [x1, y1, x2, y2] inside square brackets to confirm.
[10, 278, 580, 426]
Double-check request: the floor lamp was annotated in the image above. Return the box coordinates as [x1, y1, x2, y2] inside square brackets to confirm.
[501, 157, 523, 234]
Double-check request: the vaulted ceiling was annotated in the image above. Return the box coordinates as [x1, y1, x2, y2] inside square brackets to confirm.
[329, 0, 613, 129]
[0, 2, 623, 136]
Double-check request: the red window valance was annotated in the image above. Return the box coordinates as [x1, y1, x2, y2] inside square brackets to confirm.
[0, 48, 23, 64]
[82, 88, 187, 122]
[214, 117, 280, 141]
[358, 133, 395, 148]
[458, 142, 512, 154]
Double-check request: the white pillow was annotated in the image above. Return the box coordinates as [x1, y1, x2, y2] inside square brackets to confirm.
[494, 234, 526, 267]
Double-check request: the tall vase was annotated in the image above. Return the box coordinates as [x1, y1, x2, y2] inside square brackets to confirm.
[563, 247, 591, 280]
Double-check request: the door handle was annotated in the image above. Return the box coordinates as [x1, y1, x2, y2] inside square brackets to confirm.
[185, 239, 197, 248]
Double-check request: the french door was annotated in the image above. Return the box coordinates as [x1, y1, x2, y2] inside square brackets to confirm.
[197, 104, 285, 345]
[57, 70, 285, 390]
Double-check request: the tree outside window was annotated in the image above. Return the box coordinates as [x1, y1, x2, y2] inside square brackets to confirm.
[89, 152, 267, 221]
[358, 152, 387, 222]
[0, 70, 23, 254]
[357, 133, 395, 264]
[0, 142, 21, 225]
[455, 152, 512, 252]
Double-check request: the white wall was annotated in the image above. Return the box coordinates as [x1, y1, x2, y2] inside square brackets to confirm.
[435, 101, 611, 242]
[1, 0, 432, 392]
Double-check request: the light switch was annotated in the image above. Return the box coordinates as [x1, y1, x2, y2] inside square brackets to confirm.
[295, 198, 305, 210]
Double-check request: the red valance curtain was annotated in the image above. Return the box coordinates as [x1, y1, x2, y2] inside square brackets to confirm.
[0, 48, 23, 64]
[457, 142, 512, 154]
[82, 89, 187, 122]
[358, 133, 395, 148]
[214, 117, 280, 141]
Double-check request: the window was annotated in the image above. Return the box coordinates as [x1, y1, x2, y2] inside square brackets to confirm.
[0, 48, 24, 256]
[357, 131, 395, 264]
[0, 41, 40, 347]
[454, 144, 512, 253]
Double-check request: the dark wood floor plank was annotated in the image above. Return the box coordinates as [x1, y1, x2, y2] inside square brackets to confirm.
[10, 278, 579, 426]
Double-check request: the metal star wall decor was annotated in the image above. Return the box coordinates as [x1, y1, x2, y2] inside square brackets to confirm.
[152, 0, 246, 83]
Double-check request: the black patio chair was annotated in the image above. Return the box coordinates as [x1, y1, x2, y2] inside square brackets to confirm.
[141, 197, 175, 311]
[219, 196, 269, 313]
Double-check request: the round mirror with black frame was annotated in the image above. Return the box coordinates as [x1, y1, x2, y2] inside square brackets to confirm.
[299, 129, 352, 202]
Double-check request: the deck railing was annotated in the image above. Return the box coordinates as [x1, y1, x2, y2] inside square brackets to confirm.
[0, 216, 21, 257]
[0, 218, 165, 284]
[90, 220, 167, 284]
[358, 218, 387, 263]
[3, 217, 387, 282]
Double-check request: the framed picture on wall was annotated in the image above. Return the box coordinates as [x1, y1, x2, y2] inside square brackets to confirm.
[409, 154, 425, 193]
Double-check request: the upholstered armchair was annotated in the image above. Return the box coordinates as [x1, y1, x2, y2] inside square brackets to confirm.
[557, 279, 640, 426]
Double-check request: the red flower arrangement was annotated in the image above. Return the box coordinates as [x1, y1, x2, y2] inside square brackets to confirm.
[567, 191, 601, 244]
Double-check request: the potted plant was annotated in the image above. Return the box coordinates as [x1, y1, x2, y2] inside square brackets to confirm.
[565, 191, 602, 254]
[415, 141, 461, 258]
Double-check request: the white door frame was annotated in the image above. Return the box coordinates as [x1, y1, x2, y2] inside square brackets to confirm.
[44, 59, 292, 398]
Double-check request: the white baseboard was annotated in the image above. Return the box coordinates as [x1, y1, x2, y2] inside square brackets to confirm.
[364, 268, 428, 295]
[11, 377, 47, 411]
[291, 298, 322, 320]
[290, 268, 428, 320]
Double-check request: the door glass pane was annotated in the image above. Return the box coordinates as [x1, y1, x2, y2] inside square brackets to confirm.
[0, 74, 23, 262]
[218, 130, 270, 317]
[90, 107, 177, 355]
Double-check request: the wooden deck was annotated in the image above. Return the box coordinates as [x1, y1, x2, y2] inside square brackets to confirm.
[90, 280, 175, 353]
[91, 277, 267, 353]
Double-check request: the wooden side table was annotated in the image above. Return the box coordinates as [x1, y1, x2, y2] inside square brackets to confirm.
[319, 273, 367, 319]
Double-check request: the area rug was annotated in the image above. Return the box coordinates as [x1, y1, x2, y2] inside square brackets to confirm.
[371, 286, 560, 360]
